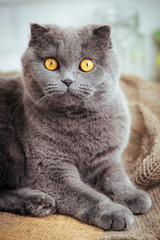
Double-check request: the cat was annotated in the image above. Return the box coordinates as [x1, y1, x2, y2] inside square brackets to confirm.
[0, 24, 151, 230]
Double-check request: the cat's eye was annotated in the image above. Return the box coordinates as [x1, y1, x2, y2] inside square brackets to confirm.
[44, 58, 59, 71]
[80, 59, 94, 72]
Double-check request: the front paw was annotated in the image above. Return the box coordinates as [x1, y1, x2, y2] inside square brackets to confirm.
[118, 189, 152, 214]
[24, 191, 57, 217]
[93, 202, 134, 230]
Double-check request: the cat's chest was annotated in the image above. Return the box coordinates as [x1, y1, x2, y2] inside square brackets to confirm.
[24, 115, 113, 162]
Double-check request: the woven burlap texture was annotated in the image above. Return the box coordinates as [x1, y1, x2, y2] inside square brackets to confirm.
[0, 73, 160, 240]
[120, 74, 160, 186]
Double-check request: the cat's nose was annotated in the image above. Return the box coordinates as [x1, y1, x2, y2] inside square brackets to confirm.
[62, 79, 73, 87]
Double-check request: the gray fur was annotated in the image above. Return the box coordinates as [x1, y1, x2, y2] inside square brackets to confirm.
[0, 24, 151, 230]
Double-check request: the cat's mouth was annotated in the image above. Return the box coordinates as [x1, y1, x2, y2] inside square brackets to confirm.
[68, 87, 94, 98]
[45, 84, 95, 98]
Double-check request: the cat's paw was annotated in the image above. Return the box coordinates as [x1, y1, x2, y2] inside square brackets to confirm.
[24, 191, 57, 217]
[122, 189, 152, 214]
[94, 203, 134, 230]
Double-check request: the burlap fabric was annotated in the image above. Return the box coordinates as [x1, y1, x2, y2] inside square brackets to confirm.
[0, 73, 159, 240]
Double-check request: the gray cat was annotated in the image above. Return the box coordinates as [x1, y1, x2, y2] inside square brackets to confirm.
[0, 24, 151, 230]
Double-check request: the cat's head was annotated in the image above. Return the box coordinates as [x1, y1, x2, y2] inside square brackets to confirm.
[22, 24, 119, 109]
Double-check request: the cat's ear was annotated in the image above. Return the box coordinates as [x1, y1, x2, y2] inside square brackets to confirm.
[92, 25, 112, 48]
[93, 26, 110, 40]
[29, 23, 48, 46]
[31, 24, 48, 37]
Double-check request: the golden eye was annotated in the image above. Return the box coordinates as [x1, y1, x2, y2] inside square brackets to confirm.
[44, 58, 59, 71]
[80, 59, 94, 72]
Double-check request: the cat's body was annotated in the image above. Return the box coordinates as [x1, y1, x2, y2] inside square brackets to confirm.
[0, 24, 151, 230]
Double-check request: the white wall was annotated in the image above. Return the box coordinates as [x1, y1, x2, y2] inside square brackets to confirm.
[0, 0, 159, 81]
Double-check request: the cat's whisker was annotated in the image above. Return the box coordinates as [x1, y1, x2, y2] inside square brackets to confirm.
[46, 85, 57, 89]
[18, 96, 48, 124]
[45, 84, 58, 93]
[44, 95, 55, 115]
[47, 89, 58, 93]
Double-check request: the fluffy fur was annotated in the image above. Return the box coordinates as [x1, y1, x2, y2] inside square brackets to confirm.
[0, 24, 151, 230]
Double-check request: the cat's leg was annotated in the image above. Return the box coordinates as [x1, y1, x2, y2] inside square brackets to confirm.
[96, 163, 152, 214]
[0, 188, 57, 217]
[51, 165, 133, 230]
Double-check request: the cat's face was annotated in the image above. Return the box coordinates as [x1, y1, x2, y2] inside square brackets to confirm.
[22, 24, 119, 108]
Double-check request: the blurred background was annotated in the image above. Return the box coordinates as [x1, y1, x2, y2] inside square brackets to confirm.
[0, 0, 160, 81]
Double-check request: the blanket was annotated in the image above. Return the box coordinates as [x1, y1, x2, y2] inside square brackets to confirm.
[0, 73, 159, 240]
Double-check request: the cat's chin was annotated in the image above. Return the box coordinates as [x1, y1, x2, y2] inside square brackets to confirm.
[44, 89, 92, 109]
[43, 87, 94, 109]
